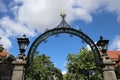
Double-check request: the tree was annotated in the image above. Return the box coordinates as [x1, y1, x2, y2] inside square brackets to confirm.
[26, 54, 63, 80]
[66, 48, 102, 80]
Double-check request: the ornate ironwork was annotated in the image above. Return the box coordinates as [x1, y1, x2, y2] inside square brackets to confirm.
[57, 10, 70, 28]
[27, 14, 102, 68]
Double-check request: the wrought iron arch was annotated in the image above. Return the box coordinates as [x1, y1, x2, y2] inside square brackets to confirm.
[27, 14, 102, 67]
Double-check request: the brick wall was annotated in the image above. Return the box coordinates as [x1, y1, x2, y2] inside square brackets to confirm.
[0, 57, 15, 80]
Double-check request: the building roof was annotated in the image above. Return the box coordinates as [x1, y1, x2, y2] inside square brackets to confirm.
[107, 50, 120, 61]
[0, 51, 9, 57]
[0, 51, 15, 61]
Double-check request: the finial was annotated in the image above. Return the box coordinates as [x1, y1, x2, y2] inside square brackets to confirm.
[100, 36, 103, 40]
[57, 9, 71, 28]
[22, 34, 26, 38]
[60, 9, 66, 19]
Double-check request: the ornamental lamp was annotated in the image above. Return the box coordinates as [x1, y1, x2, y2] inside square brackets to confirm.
[17, 34, 30, 55]
[96, 36, 109, 54]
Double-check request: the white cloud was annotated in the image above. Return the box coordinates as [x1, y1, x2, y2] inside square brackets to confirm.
[14, 0, 105, 32]
[86, 42, 97, 51]
[0, 36, 11, 50]
[14, 0, 120, 32]
[0, 16, 36, 49]
[87, 45, 91, 51]
[16, 0, 73, 31]
[0, 0, 120, 50]
[0, 16, 35, 36]
[106, 0, 120, 22]
[110, 36, 120, 50]
[62, 70, 67, 74]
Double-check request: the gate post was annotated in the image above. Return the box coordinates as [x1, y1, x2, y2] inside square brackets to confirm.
[12, 34, 29, 80]
[12, 54, 26, 80]
[102, 55, 117, 80]
[97, 36, 117, 80]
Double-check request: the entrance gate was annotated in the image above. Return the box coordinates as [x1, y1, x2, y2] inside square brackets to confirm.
[27, 14, 102, 68]
[11, 13, 117, 80]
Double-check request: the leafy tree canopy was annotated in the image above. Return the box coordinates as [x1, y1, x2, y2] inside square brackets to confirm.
[65, 48, 102, 80]
[26, 54, 63, 80]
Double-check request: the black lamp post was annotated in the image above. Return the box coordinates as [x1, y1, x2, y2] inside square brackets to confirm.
[17, 34, 30, 55]
[96, 36, 109, 55]
[96, 36, 117, 80]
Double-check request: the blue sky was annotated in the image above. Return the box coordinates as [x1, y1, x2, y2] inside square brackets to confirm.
[0, 0, 120, 73]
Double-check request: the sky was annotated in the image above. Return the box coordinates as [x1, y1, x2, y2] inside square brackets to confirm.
[0, 0, 120, 73]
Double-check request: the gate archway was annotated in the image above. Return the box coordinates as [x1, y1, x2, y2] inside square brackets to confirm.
[27, 14, 102, 68]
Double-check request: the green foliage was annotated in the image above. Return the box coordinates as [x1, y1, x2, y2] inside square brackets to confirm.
[26, 54, 63, 80]
[0, 46, 4, 52]
[65, 48, 102, 80]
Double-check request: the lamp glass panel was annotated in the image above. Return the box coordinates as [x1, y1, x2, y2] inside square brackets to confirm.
[103, 43, 108, 50]
[20, 44, 26, 49]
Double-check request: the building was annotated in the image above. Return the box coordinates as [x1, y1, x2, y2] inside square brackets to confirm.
[107, 51, 120, 66]
[0, 45, 15, 80]
[107, 50, 120, 79]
